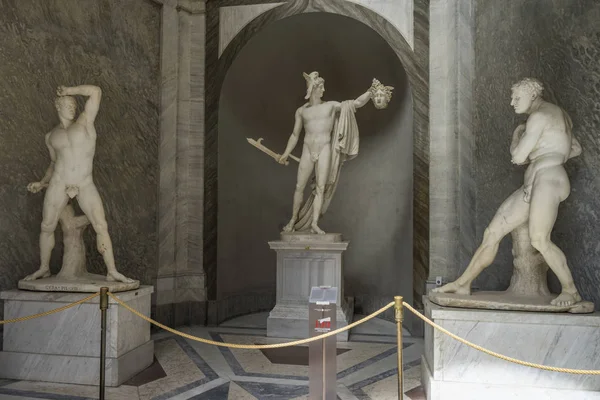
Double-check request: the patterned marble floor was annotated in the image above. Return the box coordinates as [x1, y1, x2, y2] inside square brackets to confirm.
[0, 312, 425, 400]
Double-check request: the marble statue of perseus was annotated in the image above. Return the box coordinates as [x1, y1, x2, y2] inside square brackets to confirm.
[274, 72, 394, 234]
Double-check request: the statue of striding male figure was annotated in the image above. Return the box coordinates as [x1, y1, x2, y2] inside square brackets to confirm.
[25, 85, 134, 283]
[278, 72, 391, 234]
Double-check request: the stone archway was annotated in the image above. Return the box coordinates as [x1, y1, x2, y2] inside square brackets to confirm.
[204, 0, 429, 327]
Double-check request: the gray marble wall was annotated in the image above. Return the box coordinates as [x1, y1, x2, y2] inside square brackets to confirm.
[218, 12, 414, 322]
[473, 0, 600, 307]
[0, 0, 160, 295]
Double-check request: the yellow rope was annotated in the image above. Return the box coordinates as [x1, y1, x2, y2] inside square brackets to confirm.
[5, 289, 596, 375]
[402, 301, 600, 375]
[0, 292, 100, 325]
[108, 292, 395, 349]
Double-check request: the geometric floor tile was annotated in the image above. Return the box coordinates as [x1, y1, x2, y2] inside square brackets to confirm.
[210, 331, 411, 382]
[124, 357, 168, 386]
[352, 362, 422, 399]
[404, 385, 426, 400]
[227, 382, 258, 400]
[188, 382, 230, 399]
[234, 381, 308, 399]
[260, 346, 351, 366]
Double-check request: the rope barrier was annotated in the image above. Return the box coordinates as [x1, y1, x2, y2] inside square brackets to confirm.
[402, 301, 600, 375]
[0, 292, 100, 325]
[2, 288, 599, 376]
[108, 292, 394, 349]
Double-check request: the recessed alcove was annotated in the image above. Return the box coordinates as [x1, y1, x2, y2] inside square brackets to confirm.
[216, 12, 414, 327]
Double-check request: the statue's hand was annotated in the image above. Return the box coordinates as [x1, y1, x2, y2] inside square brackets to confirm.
[278, 154, 289, 165]
[27, 182, 45, 193]
[56, 86, 68, 96]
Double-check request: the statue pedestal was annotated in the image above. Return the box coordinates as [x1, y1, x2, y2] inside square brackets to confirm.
[422, 297, 600, 400]
[17, 273, 140, 293]
[267, 233, 354, 342]
[0, 286, 154, 386]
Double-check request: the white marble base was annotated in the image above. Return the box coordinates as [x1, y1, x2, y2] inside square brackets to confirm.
[429, 290, 595, 314]
[18, 273, 140, 293]
[422, 296, 600, 399]
[267, 233, 353, 341]
[422, 356, 600, 400]
[0, 286, 154, 386]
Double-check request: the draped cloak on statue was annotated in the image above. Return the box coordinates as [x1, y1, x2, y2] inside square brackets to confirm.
[294, 100, 360, 231]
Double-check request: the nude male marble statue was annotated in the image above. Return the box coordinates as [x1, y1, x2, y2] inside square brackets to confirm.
[25, 85, 134, 284]
[434, 78, 583, 307]
[277, 73, 393, 234]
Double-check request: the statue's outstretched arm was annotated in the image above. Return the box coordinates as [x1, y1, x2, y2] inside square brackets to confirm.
[353, 90, 372, 109]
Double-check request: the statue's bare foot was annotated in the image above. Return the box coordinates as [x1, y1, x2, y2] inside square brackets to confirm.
[106, 271, 136, 284]
[431, 281, 471, 295]
[310, 223, 326, 235]
[23, 267, 51, 281]
[283, 219, 296, 233]
[551, 291, 582, 307]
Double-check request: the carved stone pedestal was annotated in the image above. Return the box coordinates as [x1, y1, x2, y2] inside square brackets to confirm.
[0, 286, 154, 386]
[423, 297, 600, 400]
[266, 233, 354, 342]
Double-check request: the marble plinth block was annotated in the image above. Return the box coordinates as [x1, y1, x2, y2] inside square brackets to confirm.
[18, 273, 140, 293]
[0, 286, 154, 387]
[267, 233, 354, 342]
[422, 296, 600, 400]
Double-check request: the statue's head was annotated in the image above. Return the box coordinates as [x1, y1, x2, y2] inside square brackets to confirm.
[55, 96, 77, 121]
[369, 79, 394, 109]
[303, 71, 325, 100]
[510, 78, 543, 114]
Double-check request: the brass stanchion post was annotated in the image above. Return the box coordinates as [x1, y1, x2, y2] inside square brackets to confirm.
[99, 287, 109, 400]
[395, 296, 404, 398]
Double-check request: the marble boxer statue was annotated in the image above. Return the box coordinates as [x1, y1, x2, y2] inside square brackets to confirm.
[278, 73, 393, 234]
[25, 85, 134, 284]
[434, 78, 583, 307]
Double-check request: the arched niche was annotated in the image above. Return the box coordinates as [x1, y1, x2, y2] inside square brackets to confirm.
[204, 0, 429, 331]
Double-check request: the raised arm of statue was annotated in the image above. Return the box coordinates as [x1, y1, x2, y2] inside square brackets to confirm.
[278, 107, 303, 164]
[353, 90, 372, 109]
[511, 113, 544, 165]
[57, 85, 102, 126]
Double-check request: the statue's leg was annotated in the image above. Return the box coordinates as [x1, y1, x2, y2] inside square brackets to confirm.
[433, 187, 530, 294]
[24, 183, 69, 281]
[528, 169, 580, 306]
[78, 182, 135, 283]
[283, 146, 314, 232]
[310, 144, 331, 234]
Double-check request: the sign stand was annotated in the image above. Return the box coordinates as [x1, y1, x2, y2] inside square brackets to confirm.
[308, 286, 338, 399]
